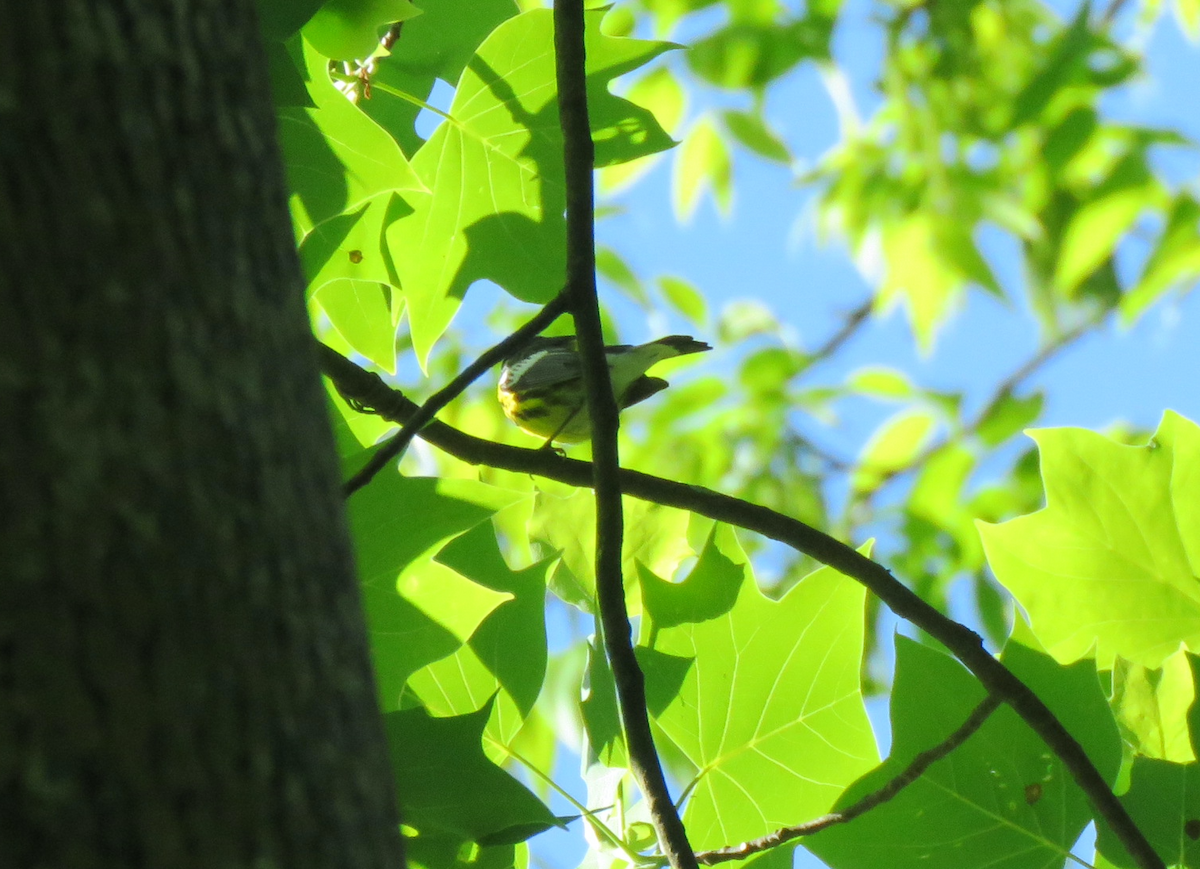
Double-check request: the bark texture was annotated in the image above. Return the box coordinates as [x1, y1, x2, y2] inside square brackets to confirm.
[0, 3, 404, 867]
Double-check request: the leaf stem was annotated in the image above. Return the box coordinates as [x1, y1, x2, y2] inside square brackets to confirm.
[488, 737, 649, 865]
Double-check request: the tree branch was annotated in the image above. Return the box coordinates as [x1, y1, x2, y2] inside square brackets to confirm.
[340, 292, 570, 496]
[966, 314, 1099, 435]
[695, 694, 1003, 864]
[854, 310, 1105, 502]
[1099, 0, 1132, 27]
[801, 298, 872, 374]
[553, 5, 697, 869]
[316, 345, 1163, 869]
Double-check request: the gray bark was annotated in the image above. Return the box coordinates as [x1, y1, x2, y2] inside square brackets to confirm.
[0, 3, 404, 867]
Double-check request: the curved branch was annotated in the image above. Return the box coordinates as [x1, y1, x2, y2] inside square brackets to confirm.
[695, 694, 1003, 864]
[553, 5, 698, 869]
[341, 292, 569, 496]
[316, 344, 1163, 869]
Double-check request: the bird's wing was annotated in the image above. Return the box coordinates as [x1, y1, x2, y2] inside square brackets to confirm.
[501, 344, 583, 392]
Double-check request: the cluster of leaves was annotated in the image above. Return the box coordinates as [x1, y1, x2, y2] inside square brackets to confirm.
[256, 0, 1200, 868]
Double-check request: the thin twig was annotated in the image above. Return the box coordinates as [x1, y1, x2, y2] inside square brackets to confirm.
[694, 695, 1003, 864]
[553, 4, 697, 869]
[341, 292, 569, 496]
[1098, 0, 1132, 26]
[967, 314, 1100, 434]
[855, 310, 1104, 501]
[801, 298, 872, 374]
[316, 344, 1164, 869]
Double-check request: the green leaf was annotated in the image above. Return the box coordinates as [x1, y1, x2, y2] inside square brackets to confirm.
[324, 377, 396, 457]
[301, 0, 420, 60]
[639, 524, 743, 630]
[386, 9, 675, 364]
[1097, 652, 1200, 867]
[1043, 107, 1098, 177]
[349, 475, 525, 707]
[739, 346, 802, 394]
[408, 840, 528, 869]
[878, 214, 967, 351]
[404, 523, 552, 746]
[1054, 151, 1160, 297]
[979, 412, 1200, 668]
[1122, 194, 1200, 322]
[687, 18, 829, 90]
[278, 37, 424, 237]
[1009, 5, 1093, 129]
[599, 67, 687, 195]
[1175, 0, 1200, 39]
[717, 299, 779, 343]
[314, 279, 396, 370]
[1095, 755, 1200, 869]
[351, 476, 521, 586]
[657, 275, 708, 326]
[673, 116, 733, 221]
[808, 635, 1121, 869]
[975, 391, 1044, 448]
[580, 637, 624, 766]
[596, 246, 649, 306]
[722, 109, 791, 163]
[256, 0, 325, 40]
[358, 0, 516, 155]
[641, 538, 878, 849]
[852, 408, 938, 494]
[384, 703, 559, 850]
[264, 40, 316, 108]
[847, 366, 914, 400]
[1110, 651, 1195, 763]
[301, 195, 404, 369]
[530, 489, 693, 614]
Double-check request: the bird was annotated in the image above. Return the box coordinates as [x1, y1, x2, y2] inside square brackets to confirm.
[497, 334, 711, 445]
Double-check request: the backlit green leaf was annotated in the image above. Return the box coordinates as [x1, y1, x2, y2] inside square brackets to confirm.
[852, 408, 938, 494]
[975, 391, 1044, 448]
[404, 523, 552, 748]
[1096, 653, 1200, 867]
[599, 67, 687, 195]
[808, 635, 1120, 869]
[386, 9, 675, 364]
[979, 412, 1200, 668]
[302, 0, 420, 60]
[847, 366, 914, 400]
[531, 489, 693, 614]
[1122, 194, 1200, 322]
[279, 37, 424, 237]
[722, 109, 791, 163]
[641, 533, 878, 849]
[1054, 151, 1161, 297]
[1175, 0, 1200, 39]
[673, 116, 733, 220]
[657, 275, 708, 326]
[878, 215, 966, 351]
[349, 475, 525, 707]
[1110, 651, 1195, 763]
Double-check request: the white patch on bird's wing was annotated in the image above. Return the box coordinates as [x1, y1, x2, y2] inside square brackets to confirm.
[500, 348, 552, 390]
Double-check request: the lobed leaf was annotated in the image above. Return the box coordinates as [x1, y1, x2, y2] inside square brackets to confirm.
[979, 411, 1200, 668]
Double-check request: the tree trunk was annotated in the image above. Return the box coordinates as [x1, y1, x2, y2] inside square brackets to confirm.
[0, 3, 404, 867]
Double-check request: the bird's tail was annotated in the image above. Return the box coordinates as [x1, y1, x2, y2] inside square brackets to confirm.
[649, 335, 712, 357]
